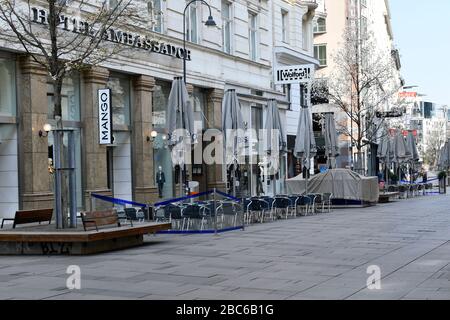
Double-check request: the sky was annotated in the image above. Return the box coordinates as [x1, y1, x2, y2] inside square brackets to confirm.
[390, 0, 450, 106]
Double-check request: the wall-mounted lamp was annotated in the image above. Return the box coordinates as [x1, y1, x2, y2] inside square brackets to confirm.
[148, 130, 158, 142]
[39, 123, 52, 138]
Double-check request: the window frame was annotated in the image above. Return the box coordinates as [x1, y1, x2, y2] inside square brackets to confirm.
[281, 9, 289, 44]
[222, 0, 233, 54]
[313, 17, 327, 34]
[314, 44, 327, 67]
[248, 11, 258, 61]
[185, 0, 199, 44]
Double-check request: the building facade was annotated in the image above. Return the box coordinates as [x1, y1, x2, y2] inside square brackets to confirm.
[0, 0, 320, 218]
[312, 0, 403, 175]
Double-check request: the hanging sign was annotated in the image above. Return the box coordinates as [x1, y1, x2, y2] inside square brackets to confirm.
[98, 89, 113, 145]
[274, 64, 315, 85]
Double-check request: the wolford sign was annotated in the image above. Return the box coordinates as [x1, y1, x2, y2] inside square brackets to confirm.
[98, 89, 112, 145]
[274, 64, 315, 85]
[31, 7, 191, 61]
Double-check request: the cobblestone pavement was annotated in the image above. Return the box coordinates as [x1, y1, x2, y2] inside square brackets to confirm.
[1, 193, 450, 300]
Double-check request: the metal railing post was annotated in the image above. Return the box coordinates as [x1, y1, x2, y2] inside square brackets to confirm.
[213, 188, 218, 235]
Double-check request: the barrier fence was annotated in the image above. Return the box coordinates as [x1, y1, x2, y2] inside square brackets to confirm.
[90, 189, 244, 234]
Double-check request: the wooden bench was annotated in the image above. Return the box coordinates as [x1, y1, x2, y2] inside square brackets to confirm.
[81, 210, 121, 232]
[378, 192, 399, 203]
[1, 208, 53, 229]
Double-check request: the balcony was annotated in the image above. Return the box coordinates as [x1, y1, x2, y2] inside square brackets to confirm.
[300, 0, 319, 10]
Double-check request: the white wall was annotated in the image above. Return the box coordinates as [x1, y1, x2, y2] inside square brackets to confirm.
[0, 124, 18, 218]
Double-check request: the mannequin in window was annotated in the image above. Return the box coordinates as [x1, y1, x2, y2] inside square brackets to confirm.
[156, 166, 165, 198]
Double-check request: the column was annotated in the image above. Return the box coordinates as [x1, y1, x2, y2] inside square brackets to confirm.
[82, 67, 111, 208]
[18, 56, 53, 209]
[132, 75, 159, 204]
[206, 88, 226, 191]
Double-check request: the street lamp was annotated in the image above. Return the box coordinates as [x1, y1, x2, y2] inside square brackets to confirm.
[183, 0, 216, 84]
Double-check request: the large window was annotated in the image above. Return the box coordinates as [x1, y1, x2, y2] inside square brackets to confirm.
[152, 81, 171, 129]
[281, 10, 289, 43]
[186, 0, 199, 43]
[47, 73, 81, 121]
[148, 0, 164, 33]
[0, 58, 16, 117]
[314, 44, 327, 67]
[222, 1, 232, 54]
[313, 17, 326, 33]
[248, 12, 258, 61]
[107, 74, 131, 126]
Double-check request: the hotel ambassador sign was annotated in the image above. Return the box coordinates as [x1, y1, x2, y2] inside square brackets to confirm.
[31, 7, 192, 61]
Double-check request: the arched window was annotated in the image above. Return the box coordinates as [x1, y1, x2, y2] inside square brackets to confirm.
[314, 17, 326, 33]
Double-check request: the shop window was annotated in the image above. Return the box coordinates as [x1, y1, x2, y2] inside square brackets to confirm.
[152, 81, 171, 129]
[107, 74, 131, 126]
[47, 73, 81, 121]
[0, 58, 16, 117]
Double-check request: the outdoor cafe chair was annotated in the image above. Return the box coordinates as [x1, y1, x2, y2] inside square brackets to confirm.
[217, 201, 239, 227]
[312, 194, 324, 213]
[302, 195, 316, 215]
[322, 193, 333, 213]
[181, 204, 205, 231]
[273, 197, 291, 220]
[288, 195, 301, 217]
[162, 204, 183, 230]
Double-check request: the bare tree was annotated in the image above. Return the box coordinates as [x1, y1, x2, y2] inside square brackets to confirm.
[313, 21, 404, 174]
[422, 121, 446, 169]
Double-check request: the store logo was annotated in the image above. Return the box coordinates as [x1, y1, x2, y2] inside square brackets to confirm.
[275, 64, 315, 85]
[98, 89, 112, 145]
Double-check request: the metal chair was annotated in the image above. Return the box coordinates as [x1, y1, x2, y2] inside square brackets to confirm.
[288, 195, 300, 217]
[302, 195, 316, 215]
[273, 197, 291, 219]
[322, 193, 333, 213]
[181, 204, 204, 231]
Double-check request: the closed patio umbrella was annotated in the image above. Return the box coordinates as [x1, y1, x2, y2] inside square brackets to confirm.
[264, 99, 287, 196]
[391, 131, 410, 182]
[377, 133, 392, 185]
[222, 89, 245, 197]
[294, 105, 317, 194]
[167, 77, 195, 196]
[323, 113, 339, 169]
[406, 132, 420, 183]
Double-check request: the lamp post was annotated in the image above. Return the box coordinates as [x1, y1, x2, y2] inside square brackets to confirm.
[183, 0, 216, 84]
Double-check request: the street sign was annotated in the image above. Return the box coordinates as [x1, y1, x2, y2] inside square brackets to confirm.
[274, 64, 315, 85]
[98, 88, 112, 145]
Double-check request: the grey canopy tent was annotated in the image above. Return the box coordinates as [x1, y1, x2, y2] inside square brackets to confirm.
[323, 113, 339, 169]
[222, 89, 245, 197]
[294, 104, 317, 194]
[264, 99, 287, 196]
[167, 77, 195, 196]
